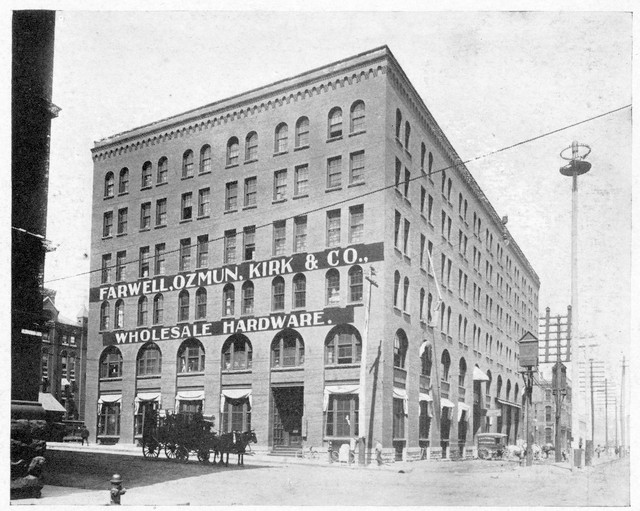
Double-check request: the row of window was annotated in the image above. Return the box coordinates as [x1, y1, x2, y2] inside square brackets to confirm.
[103, 101, 366, 199]
[40, 348, 78, 381]
[99, 267, 363, 330]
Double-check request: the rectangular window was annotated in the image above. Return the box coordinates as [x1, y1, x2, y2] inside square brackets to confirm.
[420, 234, 426, 269]
[244, 177, 257, 207]
[139, 247, 150, 278]
[273, 220, 286, 256]
[179, 238, 191, 271]
[294, 164, 309, 196]
[98, 402, 121, 436]
[294, 216, 307, 253]
[393, 398, 405, 439]
[140, 202, 151, 230]
[115, 251, 126, 281]
[197, 235, 208, 268]
[157, 159, 168, 184]
[273, 170, 287, 201]
[427, 241, 434, 275]
[326, 210, 341, 247]
[154, 243, 165, 275]
[224, 230, 236, 263]
[404, 168, 410, 197]
[420, 187, 426, 215]
[394, 210, 402, 249]
[101, 254, 112, 284]
[225, 181, 238, 211]
[349, 151, 365, 184]
[197, 188, 210, 217]
[243, 226, 255, 261]
[327, 156, 342, 188]
[349, 205, 364, 243]
[117, 208, 128, 235]
[326, 395, 359, 438]
[428, 195, 434, 223]
[395, 158, 401, 190]
[403, 219, 410, 255]
[181, 192, 193, 221]
[272, 279, 285, 311]
[103, 211, 113, 237]
[156, 198, 167, 226]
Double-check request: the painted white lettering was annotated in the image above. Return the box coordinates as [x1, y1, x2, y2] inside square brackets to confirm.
[299, 313, 312, 327]
[171, 326, 181, 338]
[268, 259, 280, 275]
[129, 331, 138, 343]
[142, 281, 152, 295]
[223, 320, 235, 335]
[198, 271, 212, 286]
[270, 315, 286, 329]
[343, 248, 357, 264]
[100, 287, 108, 300]
[224, 267, 238, 282]
[281, 258, 293, 274]
[127, 282, 142, 296]
[286, 315, 299, 328]
[258, 317, 270, 330]
[107, 287, 117, 299]
[159, 278, 169, 292]
[314, 311, 324, 325]
[249, 263, 261, 279]
[212, 269, 225, 284]
[117, 284, 128, 298]
[186, 272, 197, 288]
[180, 325, 191, 337]
[327, 250, 339, 266]
[161, 327, 170, 340]
[236, 320, 246, 332]
[173, 275, 186, 290]
[246, 318, 257, 331]
[140, 330, 150, 342]
[115, 332, 129, 344]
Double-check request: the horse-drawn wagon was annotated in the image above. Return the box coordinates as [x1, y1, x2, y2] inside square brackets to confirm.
[476, 433, 507, 460]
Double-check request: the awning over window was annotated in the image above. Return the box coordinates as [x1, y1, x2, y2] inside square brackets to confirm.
[419, 392, 433, 402]
[175, 390, 205, 412]
[472, 366, 490, 381]
[457, 402, 471, 422]
[61, 378, 71, 387]
[97, 394, 122, 413]
[497, 398, 522, 409]
[134, 392, 161, 414]
[220, 388, 252, 413]
[419, 394, 434, 417]
[393, 387, 408, 415]
[419, 341, 431, 357]
[323, 384, 359, 411]
[38, 392, 66, 413]
[440, 397, 455, 409]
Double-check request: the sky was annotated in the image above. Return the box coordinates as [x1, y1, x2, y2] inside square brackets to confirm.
[31, 8, 633, 386]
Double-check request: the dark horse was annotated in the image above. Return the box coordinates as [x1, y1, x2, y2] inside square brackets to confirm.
[213, 430, 257, 466]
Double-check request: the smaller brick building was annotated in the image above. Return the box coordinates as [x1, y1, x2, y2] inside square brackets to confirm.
[531, 364, 572, 451]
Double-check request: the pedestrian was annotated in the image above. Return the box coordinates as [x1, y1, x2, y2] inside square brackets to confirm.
[562, 450, 567, 461]
[375, 439, 383, 466]
[596, 445, 601, 458]
[80, 426, 90, 446]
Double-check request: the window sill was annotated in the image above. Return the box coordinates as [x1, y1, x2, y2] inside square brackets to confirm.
[273, 151, 288, 157]
[325, 363, 361, 370]
[118, 192, 129, 197]
[349, 130, 366, 138]
[348, 181, 365, 188]
[99, 377, 122, 382]
[179, 218, 192, 224]
[242, 205, 257, 211]
[139, 227, 151, 233]
[197, 214, 210, 220]
[177, 371, 205, 377]
[272, 198, 287, 205]
[225, 163, 239, 169]
[181, 175, 194, 181]
[116, 233, 127, 238]
[136, 374, 161, 380]
[325, 186, 342, 193]
[154, 224, 167, 230]
[103, 195, 114, 201]
[102, 235, 113, 240]
[199, 170, 212, 176]
[244, 159, 258, 165]
[221, 368, 252, 374]
[326, 135, 343, 143]
[294, 145, 309, 152]
[271, 366, 304, 372]
[141, 185, 153, 191]
[224, 209, 238, 215]
[293, 194, 309, 200]
[156, 181, 168, 187]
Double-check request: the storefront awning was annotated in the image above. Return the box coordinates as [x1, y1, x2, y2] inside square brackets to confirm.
[457, 402, 471, 422]
[220, 388, 252, 413]
[497, 398, 522, 409]
[61, 378, 71, 387]
[419, 392, 433, 402]
[134, 392, 161, 414]
[175, 390, 205, 412]
[323, 384, 359, 411]
[472, 366, 490, 381]
[440, 398, 455, 408]
[97, 394, 122, 413]
[38, 392, 66, 413]
[393, 387, 408, 415]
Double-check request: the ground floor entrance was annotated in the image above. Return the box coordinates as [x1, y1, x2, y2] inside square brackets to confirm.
[271, 386, 304, 448]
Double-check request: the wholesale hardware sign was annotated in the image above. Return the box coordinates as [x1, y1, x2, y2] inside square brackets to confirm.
[102, 306, 355, 346]
[90, 242, 383, 302]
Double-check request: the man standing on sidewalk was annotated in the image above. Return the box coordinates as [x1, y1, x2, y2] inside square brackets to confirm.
[80, 426, 90, 446]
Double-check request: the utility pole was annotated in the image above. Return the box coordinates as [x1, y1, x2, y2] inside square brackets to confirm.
[614, 397, 618, 448]
[590, 359, 595, 446]
[553, 316, 564, 462]
[604, 378, 608, 449]
[620, 356, 626, 455]
[358, 266, 377, 465]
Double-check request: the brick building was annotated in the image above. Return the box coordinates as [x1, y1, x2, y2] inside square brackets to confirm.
[85, 46, 539, 460]
[531, 365, 572, 452]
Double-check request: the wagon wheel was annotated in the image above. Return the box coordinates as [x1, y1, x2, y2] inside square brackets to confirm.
[165, 442, 178, 460]
[478, 448, 489, 460]
[197, 449, 210, 464]
[142, 439, 161, 458]
[176, 445, 190, 463]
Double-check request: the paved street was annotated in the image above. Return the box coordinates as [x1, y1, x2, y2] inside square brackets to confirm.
[11, 444, 630, 506]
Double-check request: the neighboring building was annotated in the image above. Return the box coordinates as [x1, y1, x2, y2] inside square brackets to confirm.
[531, 365, 572, 452]
[11, 10, 59, 418]
[86, 46, 539, 460]
[41, 290, 89, 421]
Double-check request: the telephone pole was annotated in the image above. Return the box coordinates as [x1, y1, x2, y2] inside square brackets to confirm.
[590, 359, 595, 446]
[604, 378, 608, 448]
[620, 356, 626, 455]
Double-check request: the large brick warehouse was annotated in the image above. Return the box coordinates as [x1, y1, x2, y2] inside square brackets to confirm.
[86, 46, 539, 461]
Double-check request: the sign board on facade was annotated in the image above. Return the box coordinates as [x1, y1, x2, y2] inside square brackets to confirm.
[518, 331, 539, 368]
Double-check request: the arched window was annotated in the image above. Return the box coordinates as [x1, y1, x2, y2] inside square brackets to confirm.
[295, 117, 309, 147]
[325, 324, 362, 365]
[427, 293, 433, 324]
[137, 342, 162, 376]
[118, 168, 129, 194]
[195, 287, 207, 320]
[439, 302, 446, 332]
[274, 123, 288, 153]
[223, 284, 235, 316]
[404, 121, 411, 148]
[395, 109, 402, 139]
[199, 144, 211, 173]
[441, 170, 447, 195]
[418, 288, 425, 320]
[428, 152, 434, 176]
[104, 172, 114, 197]
[245, 132, 258, 161]
[506, 379, 512, 401]
[178, 338, 205, 373]
[242, 281, 254, 315]
[348, 265, 363, 302]
[497, 375, 503, 398]
[157, 156, 168, 184]
[272, 276, 285, 311]
[114, 299, 124, 329]
[178, 290, 189, 322]
[441, 349, 451, 381]
[446, 306, 452, 335]
[326, 269, 340, 306]
[514, 383, 519, 402]
[458, 358, 467, 387]
[394, 329, 408, 369]
[350, 101, 365, 133]
[141, 161, 152, 188]
[182, 150, 194, 178]
[153, 293, 163, 324]
[100, 301, 110, 330]
[292, 274, 306, 309]
[486, 370, 492, 395]
[403, 277, 410, 311]
[420, 143, 426, 173]
[393, 270, 401, 308]
[421, 342, 433, 376]
[271, 329, 305, 368]
[100, 346, 123, 378]
[328, 107, 343, 138]
[222, 334, 252, 370]
[137, 296, 148, 326]
[226, 137, 239, 166]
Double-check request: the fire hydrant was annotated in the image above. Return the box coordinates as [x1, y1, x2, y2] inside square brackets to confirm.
[328, 441, 333, 463]
[109, 474, 126, 505]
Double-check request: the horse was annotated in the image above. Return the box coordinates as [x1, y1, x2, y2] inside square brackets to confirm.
[213, 430, 257, 466]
